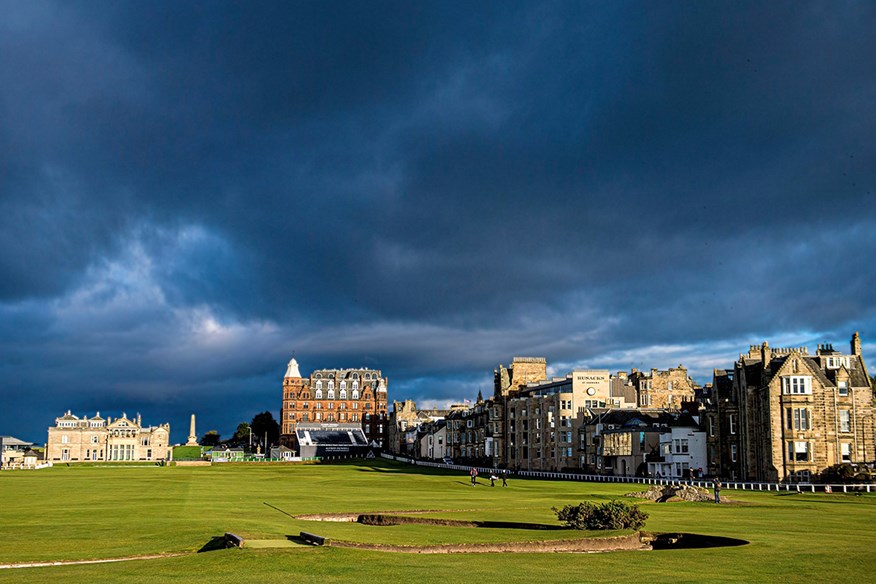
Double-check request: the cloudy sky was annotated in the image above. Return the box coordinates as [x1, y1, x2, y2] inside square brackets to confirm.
[2, 2, 874, 443]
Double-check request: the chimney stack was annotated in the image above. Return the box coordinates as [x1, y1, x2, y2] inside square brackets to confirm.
[851, 332, 862, 356]
[761, 341, 771, 366]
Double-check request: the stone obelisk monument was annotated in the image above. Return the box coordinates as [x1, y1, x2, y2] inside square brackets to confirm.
[185, 414, 199, 446]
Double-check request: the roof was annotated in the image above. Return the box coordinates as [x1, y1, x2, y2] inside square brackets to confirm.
[0, 436, 33, 447]
[584, 409, 700, 430]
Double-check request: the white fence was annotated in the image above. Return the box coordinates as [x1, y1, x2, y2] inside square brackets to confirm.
[380, 453, 873, 494]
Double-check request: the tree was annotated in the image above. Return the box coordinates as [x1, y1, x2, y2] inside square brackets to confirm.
[200, 430, 221, 447]
[250, 411, 280, 447]
[232, 423, 251, 444]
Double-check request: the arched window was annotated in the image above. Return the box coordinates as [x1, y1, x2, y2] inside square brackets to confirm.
[352, 390, 360, 400]
[327, 389, 335, 400]
[315, 389, 323, 399]
[339, 389, 347, 400]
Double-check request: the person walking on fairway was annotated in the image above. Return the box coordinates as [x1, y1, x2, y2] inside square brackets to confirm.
[502, 469, 508, 487]
[713, 478, 722, 504]
[470, 467, 478, 487]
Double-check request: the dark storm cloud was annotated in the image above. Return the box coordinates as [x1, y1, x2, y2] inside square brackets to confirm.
[1, 1, 875, 441]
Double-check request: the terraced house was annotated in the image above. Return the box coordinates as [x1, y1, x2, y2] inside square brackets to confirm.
[723, 333, 875, 482]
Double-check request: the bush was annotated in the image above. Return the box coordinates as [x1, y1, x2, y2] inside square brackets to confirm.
[552, 500, 648, 530]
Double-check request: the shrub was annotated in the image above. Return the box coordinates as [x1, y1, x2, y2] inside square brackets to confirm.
[552, 500, 648, 530]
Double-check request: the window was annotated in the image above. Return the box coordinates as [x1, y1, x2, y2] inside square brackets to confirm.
[708, 417, 714, 437]
[352, 390, 360, 400]
[788, 441, 809, 462]
[786, 408, 810, 431]
[840, 410, 851, 433]
[327, 389, 335, 400]
[782, 376, 812, 395]
[328, 380, 335, 390]
[352, 381, 359, 390]
[729, 414, 737, 435]
[340, 389, 347, 400]
[838, 381, 849, 397]
[62, 435, 68, 444]
[315, 389, 323, 399]
[316, 381, 323, 390]
[315, 412, 322, 420]
[841, 443, 852, 462]
[667, 382, 673, 391]
[730, 444, 738, 463]
[91, 435, 99, 444]
[340, 381, 346, 390]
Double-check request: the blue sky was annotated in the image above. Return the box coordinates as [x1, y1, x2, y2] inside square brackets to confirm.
[1, 1, 874, 443]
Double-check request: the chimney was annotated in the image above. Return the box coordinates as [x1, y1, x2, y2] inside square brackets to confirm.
[851, 332, 862, 356]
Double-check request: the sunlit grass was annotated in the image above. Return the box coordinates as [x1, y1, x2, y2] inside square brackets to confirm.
[0, 460, 874, 583]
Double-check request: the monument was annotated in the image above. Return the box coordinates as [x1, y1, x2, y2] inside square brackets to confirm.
[185, 414, 199, 446]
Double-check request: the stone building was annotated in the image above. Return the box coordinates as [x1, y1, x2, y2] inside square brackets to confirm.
[702, 368, 741, 478]
[578, 410, 706, 478]
[505, 370, 612, 471]
[280, 357, 389, 451]
[387, 400, 450, 456]
[492, 357, 548, 466]
[46, 412, 170, 462]
[728, 333, 874, 482]
[628, 366, 698, 409]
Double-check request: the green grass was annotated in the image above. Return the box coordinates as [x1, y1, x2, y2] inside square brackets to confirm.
[1, 460, 875, 583]
[172, 446, 205, 460]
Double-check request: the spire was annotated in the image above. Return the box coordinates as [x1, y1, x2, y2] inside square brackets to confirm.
[285, 357, 301, 379]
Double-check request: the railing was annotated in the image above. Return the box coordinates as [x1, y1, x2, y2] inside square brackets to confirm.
[379, 453, 874, 493]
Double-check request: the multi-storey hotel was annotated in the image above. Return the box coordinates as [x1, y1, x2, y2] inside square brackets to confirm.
[280, 358, 389, 451]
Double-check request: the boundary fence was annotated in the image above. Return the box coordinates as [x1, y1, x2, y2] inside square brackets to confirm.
[380, 453, 874, 494]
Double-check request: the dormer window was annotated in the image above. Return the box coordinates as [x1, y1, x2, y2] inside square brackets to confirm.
[327, 389, 335, 400]
[328, 380, 335, 390]
[340, 389, 347, 400]
[316, 381, 323, 390]
[352, 390, 360, 400]
[340, 381, 346, 390]
[839, 381, 849, 397]
[315, 389, 323, 399]
[352, 381, 359, 390]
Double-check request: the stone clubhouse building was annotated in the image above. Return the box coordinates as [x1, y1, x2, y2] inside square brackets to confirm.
[46, 412, 171, 462]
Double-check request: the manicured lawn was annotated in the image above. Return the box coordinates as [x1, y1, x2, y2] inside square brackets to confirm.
[1, 460, 874, 583]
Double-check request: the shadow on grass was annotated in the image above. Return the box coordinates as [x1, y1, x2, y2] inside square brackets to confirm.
[358, 514, 566, 530]
[650, 533, 749, 549]
[198, 536, 228, 553]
